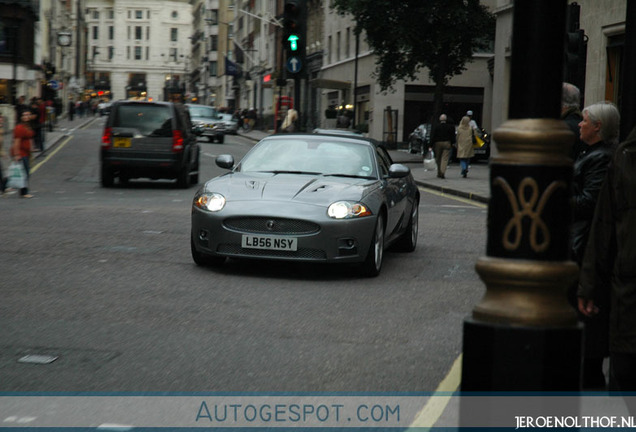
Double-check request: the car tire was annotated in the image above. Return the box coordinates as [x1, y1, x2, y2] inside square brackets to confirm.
[395, 197, 419, 252]
[176, 161, 191, 189]
[101, 165, 114, 188]
[361, 214, 385, 277]
[191, 234, 225, 267]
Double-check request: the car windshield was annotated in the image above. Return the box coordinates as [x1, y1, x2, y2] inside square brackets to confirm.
[189, 106, 218, 119]
[114, 104, 173, 137]
[239, 138, 377, 178]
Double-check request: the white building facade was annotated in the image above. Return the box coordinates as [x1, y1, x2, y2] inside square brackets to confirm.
[85, 0, 192, 102]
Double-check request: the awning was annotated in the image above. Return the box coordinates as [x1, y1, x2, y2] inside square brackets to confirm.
[310, 78, 351, 90]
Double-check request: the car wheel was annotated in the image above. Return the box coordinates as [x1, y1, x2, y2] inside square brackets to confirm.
[361, 214, 385, 277]
[191, 234, 225, 267]
[101, 165, 114, 188]
[176, 162, 191, 189]
[395, 197, 419, 252]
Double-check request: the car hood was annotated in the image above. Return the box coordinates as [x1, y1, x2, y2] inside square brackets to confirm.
[205, 172, 376, 206]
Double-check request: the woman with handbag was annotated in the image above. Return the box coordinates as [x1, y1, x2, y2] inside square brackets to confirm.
[456, 116, 475, 178]
[11, 109, 35, 198]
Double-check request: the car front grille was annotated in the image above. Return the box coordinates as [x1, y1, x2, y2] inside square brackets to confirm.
[223, 217, 320, 235]
[217, 244, 327, 260]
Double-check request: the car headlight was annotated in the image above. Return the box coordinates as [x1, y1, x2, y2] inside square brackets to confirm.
[194, 192, 226, 212]
[327, 201, 372, 219]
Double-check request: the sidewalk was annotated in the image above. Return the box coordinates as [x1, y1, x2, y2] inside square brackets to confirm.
[238, 129, 491, 204]
[34, 114, 99, 158]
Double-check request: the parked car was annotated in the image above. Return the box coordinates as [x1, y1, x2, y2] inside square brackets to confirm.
[97, 101, 112, 116]
[186, 104, 226, 143]
[100, 100, 201, 188]
[191, 133, 420, 277]
[219, 113, 239, 135]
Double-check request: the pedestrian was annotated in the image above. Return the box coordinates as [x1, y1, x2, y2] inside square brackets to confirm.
[28, 98, 43, 152]
[11, 109, 35, 198]
[0, 115, 8, 195]
[578, 124, 636, 394]
[570, 101, 620, 389]
[562, 82, 585, 160]
[14, 95, 28, 125]
[281, 108, 298, 133]
[466, 110, 479, 132]
[68, 98, 75, 121]
[456, 116, 474, 178]
[430, 114, 456, 179]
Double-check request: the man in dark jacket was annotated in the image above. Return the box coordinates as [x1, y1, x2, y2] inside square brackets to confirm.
[561, 82, 585, 160]
[579, 125, 636, 392]
[430, 114, 456, 179]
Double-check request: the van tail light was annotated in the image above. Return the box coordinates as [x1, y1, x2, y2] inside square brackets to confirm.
[172, 130, 184, 152]
[101, 127, 112, 149]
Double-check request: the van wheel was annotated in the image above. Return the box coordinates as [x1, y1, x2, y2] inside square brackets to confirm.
[176, 162, 191, 188]
[101, 165, 114, 187]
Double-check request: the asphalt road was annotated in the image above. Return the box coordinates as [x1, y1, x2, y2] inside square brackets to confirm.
[0, 117, 487, 392]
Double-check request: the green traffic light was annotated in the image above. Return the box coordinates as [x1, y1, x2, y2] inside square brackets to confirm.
[287, 34, 299, 51]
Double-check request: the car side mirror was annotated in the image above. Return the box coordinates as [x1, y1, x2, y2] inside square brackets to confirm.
[388, 163, 410, 178]
[216, 154, 234, 169]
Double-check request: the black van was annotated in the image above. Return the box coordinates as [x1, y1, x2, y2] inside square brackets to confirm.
[100, 101, 201, 188]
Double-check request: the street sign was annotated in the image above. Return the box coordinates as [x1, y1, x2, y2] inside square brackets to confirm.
[48, 80, 60, 90]
[286, 57, 302, 74]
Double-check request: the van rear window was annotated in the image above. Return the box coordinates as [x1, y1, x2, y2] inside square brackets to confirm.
[114, 105, 173, 136]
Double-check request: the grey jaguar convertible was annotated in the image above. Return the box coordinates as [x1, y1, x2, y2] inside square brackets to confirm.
[190, 133, 420, 276]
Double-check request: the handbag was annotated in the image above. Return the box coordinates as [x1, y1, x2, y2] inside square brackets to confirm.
[423, 149, 436, 171]
[6, 161, 27, 189]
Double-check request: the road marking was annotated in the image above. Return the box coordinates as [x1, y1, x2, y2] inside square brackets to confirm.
[408, 354, 462, 429]
[31, 136, 72, 174]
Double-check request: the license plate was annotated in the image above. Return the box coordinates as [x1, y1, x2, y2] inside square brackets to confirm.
[241, 235, 298, 251]
[113, 137, 131, 148]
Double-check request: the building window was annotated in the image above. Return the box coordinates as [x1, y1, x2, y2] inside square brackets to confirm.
[146, 46, 149, 60]
[127, 26, 130, 40]
[93, 10, 99, 20]
[210, 35, 218, 51]
[93, 26, 99, 40]
[336, 31, 341, 62]
[108, 46, 114, 60]
[328, 35, 332, 64]
[108, 26, 114, 40]
[171, 28, 178, 42]
[172, 11, 178, 19]
[345, 28, 350, 58]
[135, 26, 142, 40]
[127, 46, 130, 59]
[146, 27, 150, 40]
[135, 46, 142, 60]
[169, 47, 178, 61]
[107, 9, 114, 20]
[209, 61, 218, 77]
[135, 10, 143, 19]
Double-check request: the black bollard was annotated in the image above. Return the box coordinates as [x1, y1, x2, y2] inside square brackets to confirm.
[460, 0, 582, 408]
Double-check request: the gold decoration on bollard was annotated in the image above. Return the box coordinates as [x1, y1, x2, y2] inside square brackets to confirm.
[473, 118, 578, 327]
[494, 176, 567, 253]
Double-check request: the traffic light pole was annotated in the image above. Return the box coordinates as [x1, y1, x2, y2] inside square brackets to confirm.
[460, 0, 582, 405]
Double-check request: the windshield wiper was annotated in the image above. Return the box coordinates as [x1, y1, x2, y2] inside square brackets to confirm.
[261, 170, 323, 175]
[323, 173, 375, 179]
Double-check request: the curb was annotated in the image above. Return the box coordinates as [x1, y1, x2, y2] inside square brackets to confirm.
[413, 180, 490, 204]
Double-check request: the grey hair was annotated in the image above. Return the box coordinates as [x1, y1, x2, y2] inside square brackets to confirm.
[439, 114, 447, 122]
[562, 83, 581, 109]
[583, 101, 620, 146]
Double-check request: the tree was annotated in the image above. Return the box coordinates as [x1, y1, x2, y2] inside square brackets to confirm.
[331, 0, 495, 120]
